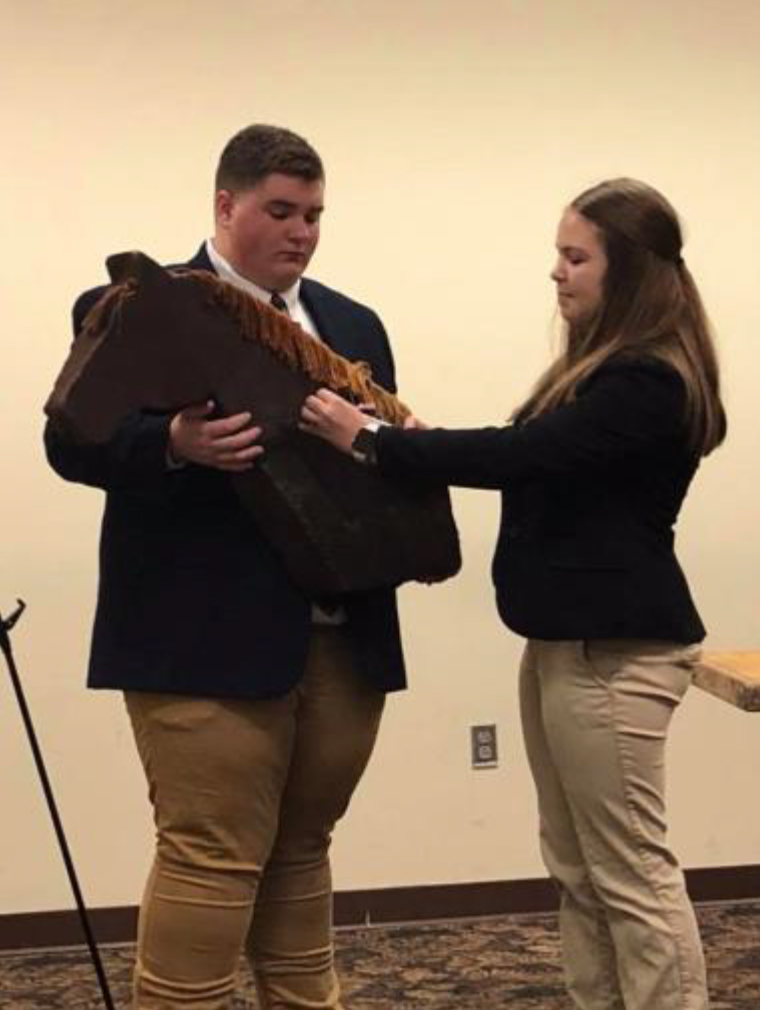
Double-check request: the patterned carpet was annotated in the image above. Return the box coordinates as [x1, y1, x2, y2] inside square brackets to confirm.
[1, 901, 758, 1009]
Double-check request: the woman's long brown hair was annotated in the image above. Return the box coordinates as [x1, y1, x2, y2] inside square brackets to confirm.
[516, 178, 726, 456]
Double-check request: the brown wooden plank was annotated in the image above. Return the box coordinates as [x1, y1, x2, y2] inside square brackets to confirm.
[693, 651, 760, 711]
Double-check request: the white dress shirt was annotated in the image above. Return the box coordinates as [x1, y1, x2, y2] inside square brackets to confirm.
[205, 239, 319, 338]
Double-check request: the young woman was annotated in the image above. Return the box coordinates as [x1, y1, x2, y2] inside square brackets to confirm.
[300, 178, 725, 1010]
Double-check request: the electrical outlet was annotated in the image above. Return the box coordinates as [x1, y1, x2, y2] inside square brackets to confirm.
[470, 724, 498, 769]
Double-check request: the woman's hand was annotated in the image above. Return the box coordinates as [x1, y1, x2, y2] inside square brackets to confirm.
[403, 413, 430, 431]
[300, 389, 369, 453]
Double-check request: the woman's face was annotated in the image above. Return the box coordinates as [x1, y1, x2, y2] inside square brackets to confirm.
[551, 208, 608, 325]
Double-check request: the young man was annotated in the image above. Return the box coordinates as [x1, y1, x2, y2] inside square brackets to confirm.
[45, 124, 406, 1010]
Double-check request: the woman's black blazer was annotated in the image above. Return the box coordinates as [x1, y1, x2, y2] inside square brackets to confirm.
[376, 357, 705, 643]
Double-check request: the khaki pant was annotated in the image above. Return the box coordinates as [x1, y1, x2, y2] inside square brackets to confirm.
[519, 639, 708, 1010]
[125, 627, 385, 1010]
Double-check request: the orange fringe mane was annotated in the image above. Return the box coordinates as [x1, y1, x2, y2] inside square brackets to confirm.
[82, 271, 410, 425]
[183, 270, 410, 424]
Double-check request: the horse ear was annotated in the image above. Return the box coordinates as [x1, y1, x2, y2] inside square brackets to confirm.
[106, 251, 170, 287]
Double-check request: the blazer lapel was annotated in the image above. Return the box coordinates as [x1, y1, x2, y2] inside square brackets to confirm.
[300, 279, 346, 355]
[184, 243, 215, 273]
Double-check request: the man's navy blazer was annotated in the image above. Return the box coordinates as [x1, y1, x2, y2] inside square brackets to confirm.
[44, 245, 407, 699]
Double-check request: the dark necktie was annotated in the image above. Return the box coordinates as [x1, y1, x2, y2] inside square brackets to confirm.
[270, 292, 289, 315]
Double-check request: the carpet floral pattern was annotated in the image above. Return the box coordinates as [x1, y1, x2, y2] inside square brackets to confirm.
[1, 901, 758, 1009]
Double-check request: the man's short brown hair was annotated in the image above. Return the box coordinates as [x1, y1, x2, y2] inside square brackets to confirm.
[215, 124, 324, 192]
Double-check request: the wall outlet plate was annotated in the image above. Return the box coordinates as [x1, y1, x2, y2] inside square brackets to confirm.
[471, 724, 498, 768]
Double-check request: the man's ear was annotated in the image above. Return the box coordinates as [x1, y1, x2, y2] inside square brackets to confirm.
[214, 188, 235, 227]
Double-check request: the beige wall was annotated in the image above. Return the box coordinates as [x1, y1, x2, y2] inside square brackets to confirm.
[1, 0, 759, 913]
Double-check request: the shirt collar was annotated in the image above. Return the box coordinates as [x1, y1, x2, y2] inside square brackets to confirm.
[205, 239, 301, 311]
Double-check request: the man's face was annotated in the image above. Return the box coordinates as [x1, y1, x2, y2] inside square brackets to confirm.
[214, 173, 324, 291]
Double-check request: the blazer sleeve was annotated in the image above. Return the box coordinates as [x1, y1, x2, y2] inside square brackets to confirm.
[43, 288, 179, 494]
[375, 361, 688, 489]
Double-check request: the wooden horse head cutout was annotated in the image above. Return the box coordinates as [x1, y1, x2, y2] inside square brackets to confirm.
[45, 253, 461, 596]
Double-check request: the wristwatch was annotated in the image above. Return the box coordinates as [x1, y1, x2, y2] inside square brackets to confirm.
[350, 419, 383, 465]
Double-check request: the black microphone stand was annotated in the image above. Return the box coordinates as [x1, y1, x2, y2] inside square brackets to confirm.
[0, 599, 117, 1010]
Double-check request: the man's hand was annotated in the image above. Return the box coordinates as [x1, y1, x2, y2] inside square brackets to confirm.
[169, 401, 264, 471]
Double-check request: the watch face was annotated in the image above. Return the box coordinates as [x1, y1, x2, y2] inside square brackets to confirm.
[351, 426, 377, 463]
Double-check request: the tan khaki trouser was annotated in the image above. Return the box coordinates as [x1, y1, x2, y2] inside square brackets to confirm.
[125, 627, 385, 1010]
[519, 639, 708, 1010]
